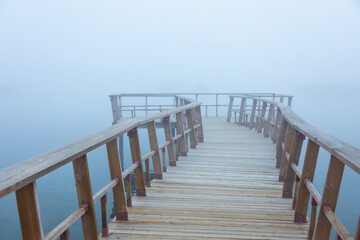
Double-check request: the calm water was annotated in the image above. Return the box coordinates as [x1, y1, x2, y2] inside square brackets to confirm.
[0, 96, 359, 239]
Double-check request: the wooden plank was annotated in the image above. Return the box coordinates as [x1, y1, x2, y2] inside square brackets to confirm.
[249, 100, 257, 129]
[314, 155, 345, 240]
[282, 131, 305, 198]
[106, 139, 128, 220]
[163, 116, 176, 166]
[195, 106, 204, 143]
[355, 216, 360, 240]
[275, 117, 287, 168]
[294, 140, 319, 223]
[147, 121, 163, 179]
[186, 109, 197, 149]
[226, 96, 234, 122]
[238, 98, 246, 125]
[257, 102, 267, 134]
[264, 104, 274, 138]
[15, 181, 43, 240]
[176, 112, 187, 156]
[323, 208, 353, 240]
[128, 127, 147, 196]
[279, 125, 295, 181]
[72, 155, 98, 239]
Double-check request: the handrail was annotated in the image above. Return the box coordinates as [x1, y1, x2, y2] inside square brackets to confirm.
[228, 94, 360, 240]
[109, 93, 293, 123]
[0, 95, 204, 240]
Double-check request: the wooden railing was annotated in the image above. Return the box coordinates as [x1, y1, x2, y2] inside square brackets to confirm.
[109, 93, 293, 124]
[0, 96, 204, 240]
[228, 95, 360, 240]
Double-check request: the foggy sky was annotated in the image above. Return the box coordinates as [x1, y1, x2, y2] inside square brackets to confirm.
[1, 0, 360, 166]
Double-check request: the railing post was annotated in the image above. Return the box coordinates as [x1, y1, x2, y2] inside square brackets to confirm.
[282, 131, 305, 198]
[163, 116, 176, 166]
[145, 96, 148, 115]
[257, 102, 267, 133]
[275, 117, 287, 168]
[176, 112, 187, 156]
[279, 125, 296, 181]
[227, 96, 234, 122]
[125, 175, 132, 207]
[72, 154, 98, 240]
[106, 139, 128, 220]
[110, 96, 119, 124]
[196, 106, 204, 142]
[308, 197, 318, 240]
[186, 109, 197, 149]
[216, 94, 219, 117]
[272, 107, 281, 143]
[238, 98, 246, 125]
[147, 121, 163, 179]
[162, 148, 167, 172]
[249, 99, 257, 129]
[101, 194, 109, 237]
[355, 216, 360, 240]
[313, 155, 345, 240]
[127, 127, 146, 196]
[294, 140, 319, 223]
[264, 104, 274, 138]
[288, 96, 293, 107]
[15, 181, 43, 240]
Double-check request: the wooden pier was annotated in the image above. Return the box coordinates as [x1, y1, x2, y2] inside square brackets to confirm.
[0, 93, 359, 240]
[103, 117, 308, 239]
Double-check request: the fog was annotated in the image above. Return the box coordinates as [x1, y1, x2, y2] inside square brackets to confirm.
[0, 0, 360, 238]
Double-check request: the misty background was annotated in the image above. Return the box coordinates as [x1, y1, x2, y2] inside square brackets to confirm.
[1, 0, 360, 239]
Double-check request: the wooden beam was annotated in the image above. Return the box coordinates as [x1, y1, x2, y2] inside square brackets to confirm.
[294, 139, 320, 223]
[314, 155, 345, 240]
[72, 155, 98, 240]
[195, 106, 204, 143]
[227, 96, 234, 122]
[276, 117, 287, 168]
[15, 181, 43, 240]
[163, 116, 176, 166]
[186, 109, 197, 149]
[249, 99, 257, 129]
[106, 138, 128, 220]
[282, 131, 305, 198]
[176, 112, 187, 156]
[279, 125, 296, 181]
[238, 98, 246, 125]
[127, 127, 146, 196]
[264, 104, 274, 138]
[147, 121, 163, 179]
[257, 102, 267, 134]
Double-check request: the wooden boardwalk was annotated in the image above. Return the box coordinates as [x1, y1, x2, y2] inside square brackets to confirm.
[103, 117, 309, 239]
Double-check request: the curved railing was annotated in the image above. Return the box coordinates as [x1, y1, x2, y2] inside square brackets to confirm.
[228, 95, 360, 240]
[0, 96, 204, 240]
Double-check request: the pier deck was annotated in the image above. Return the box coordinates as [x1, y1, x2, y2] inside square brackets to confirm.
[103, 117, 308, 239]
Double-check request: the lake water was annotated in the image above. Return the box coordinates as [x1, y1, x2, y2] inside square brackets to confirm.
[0, 94, 359, 239]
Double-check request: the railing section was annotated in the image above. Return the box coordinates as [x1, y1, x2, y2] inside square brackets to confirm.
[0, 96, 204, 240]
[228, 95, 360, 240]
[109, 93, 293, 124]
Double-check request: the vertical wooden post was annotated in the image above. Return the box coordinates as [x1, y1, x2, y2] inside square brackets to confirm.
[264, 104, 274, 138]
[288, 96, 293, 107]
[145, 96, 148, 115]
[101, 194, 109, 237]
[195, 106, 204, 142]
[118, 96, 122, 119]
[238, 98, 246, 125]
[127, 127, 146, 196]
[272, 107, 281, 143]
[186, 109, 197, 149]
[174, 140, 179, 160]
[60, 229, 69, 240]
[280, 96, 284, 103]
[279, 125, 296, 181]
[313, 155, 345, 240]
[125, 175, 132, 207]
[110, 96, 119, 124]
[72, 155, 98, 240]
[308, 197, 318, 240]
[292, 175, 300, 209]
[106, 138, 128, 220]
[294, 140, 320, 223]
[276, 118, 288, 168]
[355, 216, 360, 240]
[145, 159, 150, 187]
[175, 96, 179, 107]
[257, 102, 267, 133]
[249, 99, 257, 129]
[216, 94, 219, 117]
[163, 116, 176, 166]
[282, 131, 305, 197]
[227, 96, 234, 122]
[15, 181, 43, 240]
[176, 112, 187, 156]
[147, 121, 163, 179]
[162, 148, 167, 172]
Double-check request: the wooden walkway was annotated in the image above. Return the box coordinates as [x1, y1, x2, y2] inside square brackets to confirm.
[103, 117, 309, 239]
